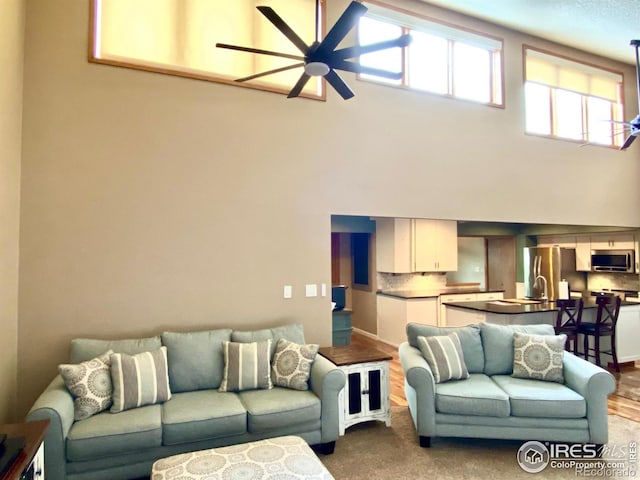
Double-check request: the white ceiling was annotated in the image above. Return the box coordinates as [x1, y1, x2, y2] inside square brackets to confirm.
[421, 0, 640, 65]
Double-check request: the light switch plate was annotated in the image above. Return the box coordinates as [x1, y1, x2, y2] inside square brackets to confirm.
[321, 283, 327, 297]
[283, 285, 292, 299]
[305, 284, 317, 297]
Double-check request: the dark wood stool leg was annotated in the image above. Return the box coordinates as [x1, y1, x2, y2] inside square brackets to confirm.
[610, 333, 620, 372]
[594, 334, 601, 367]
[583, 334, 590, 362]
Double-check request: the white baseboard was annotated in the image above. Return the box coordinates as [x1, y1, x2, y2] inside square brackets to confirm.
[352, 327, 399, 348]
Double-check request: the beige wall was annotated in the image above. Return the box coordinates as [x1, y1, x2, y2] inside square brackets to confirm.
[17, 0, 640, 414]
[0, 0, 25, 423]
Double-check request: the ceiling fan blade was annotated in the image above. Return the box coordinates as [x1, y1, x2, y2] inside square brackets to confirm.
[235, 63, 305, 83]
[317, 1, 368, 56]
[256, 6, 309, 54]
[333, 34, 412, 60]
[216, 43, 304, 61]
[325, 69, 355, 100]
[620, 134, 637, 150]
[332, 60, 402, 80]
[287, 73, 311, 98]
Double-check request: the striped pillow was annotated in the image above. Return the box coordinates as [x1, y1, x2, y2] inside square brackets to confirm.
[110, 347, 171, 412]
[417, 333, 469, 383]
[219, 340, 272, 392]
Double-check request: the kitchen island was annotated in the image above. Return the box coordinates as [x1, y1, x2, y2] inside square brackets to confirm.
[444, 298, 640, 363]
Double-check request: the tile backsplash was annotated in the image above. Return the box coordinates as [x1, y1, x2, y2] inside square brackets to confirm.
[377, 272, 448, 291]
[587, 272, 640, 292]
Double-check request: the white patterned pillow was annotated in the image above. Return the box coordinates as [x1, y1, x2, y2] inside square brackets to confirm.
[512, 332, 566, 383]
[219, 340, 272, 392]
[110, 347, 171, 412]
[417, 333, 469, 383]
[271, 338, 319, 390]
[59, 350, 114, 421]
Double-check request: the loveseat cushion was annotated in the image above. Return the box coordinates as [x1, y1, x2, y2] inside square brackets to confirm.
[406, 323, 484, 373]
[161, 328, 232, 392]
[435, 373, 510, 417]
[480, 323, 555, 375]
[161, 390, 247, 445]
[70, 336, 162, 364]
[239, 388, 321, 434]
[66, 404, 162, 461]
[231, 324, 306, 358]
[491, 375, 586, 418]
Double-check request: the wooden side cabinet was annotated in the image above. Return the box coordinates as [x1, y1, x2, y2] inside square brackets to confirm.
[0, 420, 48, 480]
[319, 345, 392, 435]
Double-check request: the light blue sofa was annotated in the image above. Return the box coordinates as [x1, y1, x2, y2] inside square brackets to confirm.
[27, 323, 345, 480]
[399, 322, 616, 447]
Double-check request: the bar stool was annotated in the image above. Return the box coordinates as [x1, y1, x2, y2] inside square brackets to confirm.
[555, 298, 583, 354]
[578, 295, 621, 372]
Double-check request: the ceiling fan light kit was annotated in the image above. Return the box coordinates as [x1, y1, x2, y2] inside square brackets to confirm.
[216, 1, 411, 100]
[619, 39, 640, 150]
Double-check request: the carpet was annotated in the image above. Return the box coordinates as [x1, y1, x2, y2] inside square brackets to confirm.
[616, 368, 640, 402]
[319, 407, 640, 479]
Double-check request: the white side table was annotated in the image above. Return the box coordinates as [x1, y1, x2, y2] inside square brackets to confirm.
[319, 345, 392, 435]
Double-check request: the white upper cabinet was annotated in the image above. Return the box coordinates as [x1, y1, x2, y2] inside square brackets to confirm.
[375, 218, 458, 273]
[575, 236, 591, 271]
[590, 233, 635, 250]
[536, 235, 577, 248]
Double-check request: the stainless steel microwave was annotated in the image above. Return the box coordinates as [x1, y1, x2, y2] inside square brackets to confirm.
[591, 249, 635, 272]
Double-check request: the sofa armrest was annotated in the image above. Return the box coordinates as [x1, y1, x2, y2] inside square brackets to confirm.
[562, 352, 616, 444]
[26, 375, 74, 480]
[399, 342, 436, 436]
[309, 354, 346, 443]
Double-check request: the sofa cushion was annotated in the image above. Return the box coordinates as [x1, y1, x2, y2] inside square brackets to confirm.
[70, 336, 162, 364]
[417, 333, 469, 383]
[59, 350, 113, 421]
[480, 323, 555, 375]
[271, 338, 319, 391]
[406, 323, 484, 373]
[161, 390, 247, 445]
[491, 375, 586, 418]
[239, 388, 321, 433]
[110, 347, 171, 412]
[435, 373, 510, 417]
[513, 332, 566, 383]
[66, 404, 162, 461]
[231, 324, 306, 358]
[161, 329, 232, 392]
[220, 340, 273, 392]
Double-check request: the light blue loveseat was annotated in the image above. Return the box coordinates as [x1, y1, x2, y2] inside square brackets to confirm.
[26, 323, 345, 480]
[399, 322, 616, 447]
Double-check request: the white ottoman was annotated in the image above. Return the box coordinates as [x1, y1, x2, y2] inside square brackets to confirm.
[151, 436, 334, 480]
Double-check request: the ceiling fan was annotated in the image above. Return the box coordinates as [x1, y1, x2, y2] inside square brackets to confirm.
[620, 39, 640, 150]
[215, 1, 412, 100]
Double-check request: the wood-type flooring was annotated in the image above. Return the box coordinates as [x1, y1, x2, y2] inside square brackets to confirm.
[350, 330, 640, 423]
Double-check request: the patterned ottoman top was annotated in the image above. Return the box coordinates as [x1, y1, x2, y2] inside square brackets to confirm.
[151, 435, 334, 480]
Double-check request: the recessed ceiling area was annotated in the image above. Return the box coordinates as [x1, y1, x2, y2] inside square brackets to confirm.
[421, 0, 640, 64]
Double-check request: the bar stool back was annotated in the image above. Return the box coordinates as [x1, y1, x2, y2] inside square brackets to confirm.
[555, 298, 583, 354]
[579, 295, 621, 372]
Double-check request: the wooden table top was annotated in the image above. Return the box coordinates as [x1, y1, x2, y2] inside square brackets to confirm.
[319, 344, 392, 366]
[0, 419, 49, 480]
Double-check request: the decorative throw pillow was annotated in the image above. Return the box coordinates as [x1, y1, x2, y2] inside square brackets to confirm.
[271, 338, 319, 391]
[417, 333, 469, 383]
[110, 347, 171, 413]
[219, 340, 272, 392]
[512, 332, 566, 383]
[59, 350, 114, 421]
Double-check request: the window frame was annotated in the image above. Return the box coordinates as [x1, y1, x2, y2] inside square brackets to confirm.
[523, 45, 626, 148]
[356, 0, 505, 108]
[88, 0, 327, 101]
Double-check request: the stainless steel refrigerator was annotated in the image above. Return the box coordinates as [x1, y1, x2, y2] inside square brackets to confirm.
[523, 247, 586, 300]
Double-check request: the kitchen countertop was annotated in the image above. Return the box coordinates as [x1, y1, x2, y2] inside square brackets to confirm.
[444, 297, 639, 315]
[377, 288, 505, 299]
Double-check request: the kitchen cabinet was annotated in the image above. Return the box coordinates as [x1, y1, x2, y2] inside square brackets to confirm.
[439, 292, 504, 326]
[615, 305, 640, 363]
[375, 218, 458, 273]
[590, 233, 635, 250]
[536, 235, 577, 248]
[575, 236, 591, 271]
[377, 295, 438, 345]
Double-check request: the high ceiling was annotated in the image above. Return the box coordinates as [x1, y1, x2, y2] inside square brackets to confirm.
[421, 0, 640, 65]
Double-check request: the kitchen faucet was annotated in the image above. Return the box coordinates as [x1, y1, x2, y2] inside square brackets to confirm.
[535, 274, 548, 300]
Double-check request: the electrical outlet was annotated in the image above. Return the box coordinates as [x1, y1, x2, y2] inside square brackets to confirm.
[283, 285, 292, 299]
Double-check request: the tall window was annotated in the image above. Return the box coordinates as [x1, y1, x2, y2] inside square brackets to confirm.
[358, 2, 503, 106]
[91, 0, 323, 99]
[524, 47, 625, 147]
